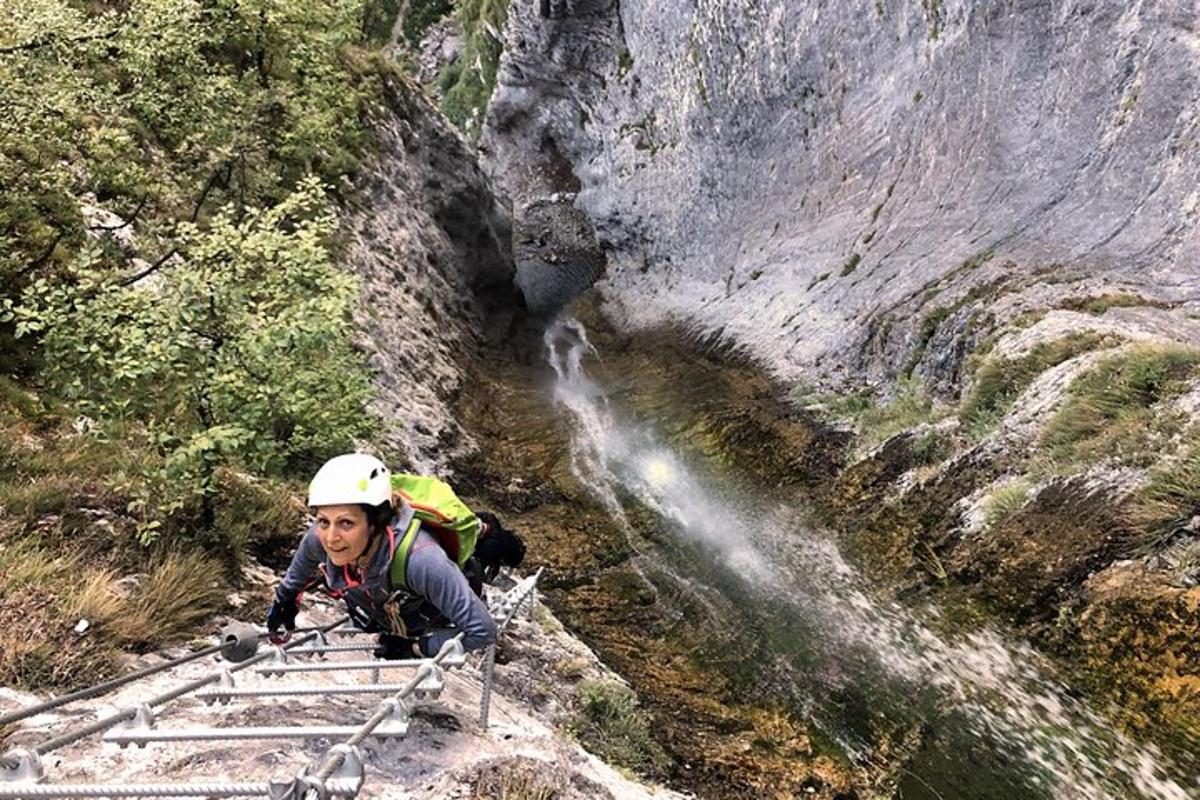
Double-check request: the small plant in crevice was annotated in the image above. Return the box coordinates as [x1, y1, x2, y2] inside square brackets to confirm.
[568, 680, 669, 775]
[616, 46, 634, 77]
[840, 252, 862, 276]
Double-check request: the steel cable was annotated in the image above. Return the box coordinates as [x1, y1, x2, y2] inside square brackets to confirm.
[0, 779, 360, 798]
[19, 618, 349, 757]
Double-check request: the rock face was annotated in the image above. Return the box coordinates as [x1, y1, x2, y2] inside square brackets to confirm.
[344, 72, 521, 471]
[484, 0, 1200, 390]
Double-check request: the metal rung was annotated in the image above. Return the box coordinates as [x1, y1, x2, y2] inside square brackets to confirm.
[0, 779, 360, 798]
[196, 685, 413, 704]
[254, 659, 423, 675]
[285, 643, 378, 656]
[103, 723, 409, 747]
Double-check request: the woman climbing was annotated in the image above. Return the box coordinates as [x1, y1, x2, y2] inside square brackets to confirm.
[266, 453, 525, 659]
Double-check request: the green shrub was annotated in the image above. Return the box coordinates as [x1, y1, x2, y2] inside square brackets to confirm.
[403, 0, 453, 45]
[568, 680, 668, 775]
[438, 0, 509, 137]
[15, 179, 376, 542]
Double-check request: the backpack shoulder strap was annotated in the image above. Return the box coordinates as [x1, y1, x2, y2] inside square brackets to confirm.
[388, 516, 424, 592]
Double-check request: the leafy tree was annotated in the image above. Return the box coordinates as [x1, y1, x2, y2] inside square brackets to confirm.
[14, 178, 376, 541]
[0, 0, 402, 541]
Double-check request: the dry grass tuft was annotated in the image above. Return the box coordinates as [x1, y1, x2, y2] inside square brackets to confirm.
[73, 551, 228, 650]
[0, 546, 227, 690]
[471, 758, 559, 800]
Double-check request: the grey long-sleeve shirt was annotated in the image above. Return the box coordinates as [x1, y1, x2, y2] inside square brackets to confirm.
[276, 509, 497, 656]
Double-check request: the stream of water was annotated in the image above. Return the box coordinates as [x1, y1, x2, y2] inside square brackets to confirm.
[544, 317, 1197, 800]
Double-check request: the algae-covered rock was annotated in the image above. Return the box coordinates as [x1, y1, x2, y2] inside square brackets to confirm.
[1064, 563, 1200, 745]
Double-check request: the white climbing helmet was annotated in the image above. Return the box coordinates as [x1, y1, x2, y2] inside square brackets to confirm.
[307, 453, 391, 508]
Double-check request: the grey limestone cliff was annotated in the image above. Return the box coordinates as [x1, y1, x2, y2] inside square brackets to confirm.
[345, 71, 520, 471]
[484, 0, 1200, 392]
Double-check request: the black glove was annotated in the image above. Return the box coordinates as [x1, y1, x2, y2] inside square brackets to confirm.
[475, 511, 527, 582]
[266, 596, 299, 644]
[373, 634, 419, 660]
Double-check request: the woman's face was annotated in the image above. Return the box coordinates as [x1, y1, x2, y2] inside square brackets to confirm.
[314, 504, 371, 566]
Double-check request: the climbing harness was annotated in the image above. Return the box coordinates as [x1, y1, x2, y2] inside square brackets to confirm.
[0, 572, 541, 800]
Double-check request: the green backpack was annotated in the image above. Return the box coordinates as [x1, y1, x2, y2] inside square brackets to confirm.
[388, 473, 480, 591]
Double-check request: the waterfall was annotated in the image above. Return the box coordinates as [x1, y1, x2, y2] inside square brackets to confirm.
[544, 316, 1195, 800]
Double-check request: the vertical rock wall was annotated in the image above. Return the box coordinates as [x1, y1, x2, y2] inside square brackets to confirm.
[484, 0, 1200, 390]
[345, 71, 520, 471]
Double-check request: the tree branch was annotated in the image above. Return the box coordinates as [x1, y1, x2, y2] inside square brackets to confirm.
[0, 26, 120, 56]
[15, 229, 66, 277]
[114, 246, 178, 288]
[87, 196, 148, 231]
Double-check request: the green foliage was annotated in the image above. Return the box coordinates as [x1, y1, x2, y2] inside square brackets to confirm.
[854, 376, 944, 451]
[569, 680, 668, 775]
[402, 0, 453, 45]
[0, 0, 381, 304]
[960, 331, 1115, 440]
[364, 0, 404, 44]
[794, 377, 945, 454]
[438, 0, 508, 138]
[902, 307, 950, 377]
[16, 179, 376, 542]
[1042, 345, 1200, 467]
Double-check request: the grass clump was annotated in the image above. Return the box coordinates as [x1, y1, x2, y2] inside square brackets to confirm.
[1057, 293, 1171, 316]
[71, 551, 227, 650]
[960, 331, 1116, 440]
[1126, 441, 1200, 553]
[1041, 345, 1200, 467]
[855, 377, 944, 451]
[0, 545, 219, 689]
[568, 680, 668, 775]
[982, 479, 1031, 531]
[470, 758, 558, 800]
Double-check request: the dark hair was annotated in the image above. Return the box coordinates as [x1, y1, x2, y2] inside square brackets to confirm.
[360, 501, 394, 536]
